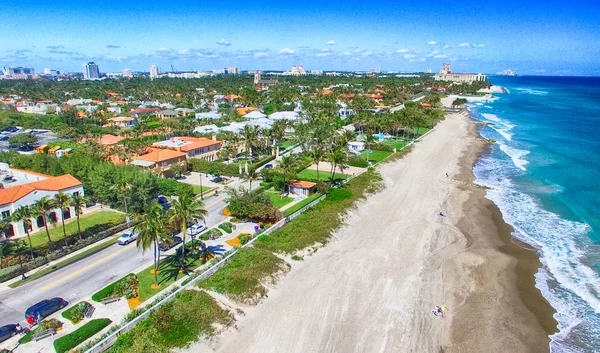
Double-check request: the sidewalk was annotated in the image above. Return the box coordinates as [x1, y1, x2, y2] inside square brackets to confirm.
[1, 220, 259, 353]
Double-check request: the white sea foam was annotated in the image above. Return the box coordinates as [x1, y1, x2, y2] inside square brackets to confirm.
[491, 126, 513, 141]
[474, 156, 600, 353]
[481, 113, 501, 122]
[498, 143, 529, 170]
[515, 88, 549, 95]
[484, 105, 493, 109]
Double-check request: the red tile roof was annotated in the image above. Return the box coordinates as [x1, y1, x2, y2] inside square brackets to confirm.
[0, 174, 82, 206]
[134, 148, 187, 163]
[99, 134, 125, 146]
[289, 180, 317, 189]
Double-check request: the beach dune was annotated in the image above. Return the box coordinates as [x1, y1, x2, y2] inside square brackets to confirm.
[187, 112, 551, 353]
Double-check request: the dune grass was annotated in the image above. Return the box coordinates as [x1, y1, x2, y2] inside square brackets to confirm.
[282, 193, 322, 216]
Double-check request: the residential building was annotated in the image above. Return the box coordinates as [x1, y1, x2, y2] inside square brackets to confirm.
[0, 165, 84, 240]
[268, 111, 300, 121]
[433, 63, 486, 83]
[152, 136, 222, 161]
[150, 65, 159, 79]
[98, 134, 125, 146]
[82, 62, 100, 80]
[105, 117, 137, 128]
[130, 148, 187, 177]
[348, 141, 365, 154]
[122, 69, 134, 78]
[288, 180, 317, 199]
[130, 107, 161, 117]
[195, 111, 222, 120]
[243, 110, 267, 120]
[156, 110, 179, 120]
[175, 108, 196, 116]
[2, 66, 35, 79]
[193, 124, 220, 134]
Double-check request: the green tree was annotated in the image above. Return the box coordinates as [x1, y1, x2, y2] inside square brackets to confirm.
[327, 147, 346, 182]
[33, 196, 55, 246]
[168, 193, 208, 271]
[110, 179, 133, 225]
[134, 203, 170, 288]
[310, 147, 326, 180]
[10, 206, 35, 259]
[8, 133, 38, 149]
[70, 193, 88, 237]
[54, 192, 71, 239]
[365, 132, 377, 163]
[277, 155, 300, 194]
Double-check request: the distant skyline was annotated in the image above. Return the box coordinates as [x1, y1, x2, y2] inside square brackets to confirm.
[2, 0, 599, 75]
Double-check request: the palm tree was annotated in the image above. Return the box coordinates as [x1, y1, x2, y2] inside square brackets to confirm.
[54, 192, 71, 239]
[10, 207, 35, 259]
[168, 193, 208, 270]
[71, 194, 88, 238]
[110, 179, 132, 225]
[277, 155, 300, 194]
[365, 132, 377, 164]
[134, 204, 169, 289]
[241, 125, 259, 158]
[327, 147, 346, 182]
[244, 167, 259, 192]
[310, 147, 325, 180]
[33, 196, 54, 246]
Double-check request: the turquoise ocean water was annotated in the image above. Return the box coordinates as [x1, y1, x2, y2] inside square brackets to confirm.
[470, 76, 600, 353]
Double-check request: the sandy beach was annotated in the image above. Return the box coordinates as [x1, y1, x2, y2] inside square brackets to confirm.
[186, 111, 554, 353]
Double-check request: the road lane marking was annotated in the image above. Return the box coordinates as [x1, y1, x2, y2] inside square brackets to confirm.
[40, 246, 131, 291]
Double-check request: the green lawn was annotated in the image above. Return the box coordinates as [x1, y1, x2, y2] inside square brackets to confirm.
[283, 193, 322, 216]
[297, 168, 348, 182]
[193, 185, 212, 195]
[361, 150, 393, 163]
[278, 140, 295, 149]
[264, 190, 294, 209]
[381, 139, 407, 150]
[28, 211, 125, 248]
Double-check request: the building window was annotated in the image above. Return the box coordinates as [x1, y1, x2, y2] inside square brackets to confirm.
[1, 210, 10, 219]
[73, 191, 80, 197]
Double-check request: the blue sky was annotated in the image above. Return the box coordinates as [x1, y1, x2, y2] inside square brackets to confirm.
[2, 0, 599, 75]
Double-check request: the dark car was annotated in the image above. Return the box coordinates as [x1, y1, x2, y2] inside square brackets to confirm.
[0, 324, 17, 343]
[263, 164, 273, 169]
[25, 297, 68, 320]
[158, 236, 182, 251]
[0, 136, 8, 141]
[157, 195, 168, 204]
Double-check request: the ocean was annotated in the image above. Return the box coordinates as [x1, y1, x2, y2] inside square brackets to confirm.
[469, 76, 600, 353]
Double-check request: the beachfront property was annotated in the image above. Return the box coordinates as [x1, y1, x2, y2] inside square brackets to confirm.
[152, 136, 222, 161]
[130, 148, 187, 177]
[348, 141, 365, 154]
[433, 63, 486, 83]
[0, 165, 84, 240]
[288, 180, 317, 199]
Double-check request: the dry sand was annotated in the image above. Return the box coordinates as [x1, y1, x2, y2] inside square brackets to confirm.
[187, 112, 553, 353]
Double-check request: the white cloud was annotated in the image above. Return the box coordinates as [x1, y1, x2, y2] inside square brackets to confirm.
[343, 51, 352, 56]
[316, 53, 329, 57]
[396, 48, 410, 53]
[475, 44, 485, 48]
[536, 69, 546, 73]
[362, 51, 372, 56]
[279, 48, 295, 55]
[216, 39, 231, 46]
[428, 41, 437, 45]
[326, 40, 336, 45]
[434, 54, 448, 59]
[420, 58, 426, 62]
[157, 47, 171, 52]
[442, 44, 451, 50]
[403, 54, 417, 59]
[322, 47, 330, 52]
[459, 42, 470, 47]
[426, 50, 440, 57]
[254, 52, 269, 58]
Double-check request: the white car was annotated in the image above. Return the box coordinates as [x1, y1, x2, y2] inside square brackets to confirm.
[187, 224, 207, 236]
[117, 231, 138, 245]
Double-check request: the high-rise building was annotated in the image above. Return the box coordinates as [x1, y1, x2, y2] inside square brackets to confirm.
[82, 62, 100, 80]
[150, 65, 159, 79]
[254, 72, 262, 84]
[122, 69, 134, 77]
[2, 66, 35, 78]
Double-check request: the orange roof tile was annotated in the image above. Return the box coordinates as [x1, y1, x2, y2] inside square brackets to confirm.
[236, 107, 256, 115]
[134, 148, 186, 163]
[160, 137, 222, 152]
[98, 134, 125, 146]
[289, 180, 317, 189]
[0, 174, 82, 206]
[108, 117, 135, 122]
[9, 168, 52, 178]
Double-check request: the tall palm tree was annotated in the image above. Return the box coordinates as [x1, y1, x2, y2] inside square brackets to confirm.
[244, 167, 259, 192]
[10, 207, 35, 259]
[168, 193, 208, 270]
[54, 192, 71, 239]
[327, 147, 346, 182]
[71, 194, 88, 238]
[241, 125, 259, 158]
[277, 154, 300, 194]
[310, 147, 325, 180]
[134, 203, 169, 288]
[33, 196, 54, 246]
[365, 132, 377, 164]
[110, 179, 132, 225]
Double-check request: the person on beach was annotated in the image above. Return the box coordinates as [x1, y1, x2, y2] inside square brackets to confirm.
[439, 212, 445, 217]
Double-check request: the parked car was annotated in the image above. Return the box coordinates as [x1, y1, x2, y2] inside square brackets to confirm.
[25, 297, 68, 320]
[158, 236, 183, 251]
[263, 164, 273, 169]
[0, 324, 17, 343]
[117, 231, 138, 245]
[187, 224, 207, 236]
[0, 136, 8, 141]
[157, 195, 168, 204]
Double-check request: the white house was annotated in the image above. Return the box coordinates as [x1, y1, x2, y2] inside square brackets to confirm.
[243, 110, 267, 120]
[348, 141, 365, 154]
[0, 165, 84, 240]
[193, 124, 220, 134]
[268, 111, 300, 121]
[195, 112, 223, 120]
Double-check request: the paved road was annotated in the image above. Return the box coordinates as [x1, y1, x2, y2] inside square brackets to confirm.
[0, 193, 233, 326]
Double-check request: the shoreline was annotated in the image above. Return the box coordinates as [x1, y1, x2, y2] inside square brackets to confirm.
[445, 118, 557, 352]
[184, 111, 556, 353]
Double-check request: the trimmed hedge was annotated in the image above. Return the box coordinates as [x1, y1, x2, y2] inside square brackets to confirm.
[250, 155, 276, 170]
[188, 159, 240, 177]
[157, 178, 194, 197]
[347, 155, 369, 168]
[61, 301, 90, 324]
[218, 222, 233, 234]
[91, 274, 135, 302]
[53, 318, 112, 353]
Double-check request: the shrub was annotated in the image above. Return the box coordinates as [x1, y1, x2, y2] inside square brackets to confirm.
[238, 234, 251, 245]
[315, 181, 329, 194]
[188, 159, 239, 177]
[157, 178, 194, 197]
[53, 319, 112, 353]
[347, 155, 369, 168]
[40, 318, 62, 330]
[250, 155, 276, 170]
[117, 276, 139, 299]
[326, 188, 352, 201]
[230, 217, 242, 223]
[371, 142, 394, 152]
[218, 222, 233, 234]
[91, 274, 136, 302]
[62, 301, 90, 324]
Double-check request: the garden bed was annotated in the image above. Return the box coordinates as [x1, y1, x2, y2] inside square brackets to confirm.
[53, 318, 112, 353]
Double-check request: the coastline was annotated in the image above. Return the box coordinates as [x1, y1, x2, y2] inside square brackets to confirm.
[184, 111, 556, 353]
[445, 118, 557, 352]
